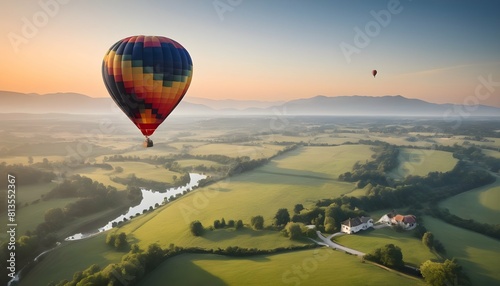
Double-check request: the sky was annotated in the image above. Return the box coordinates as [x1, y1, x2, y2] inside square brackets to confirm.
[1, 0, 499, 107]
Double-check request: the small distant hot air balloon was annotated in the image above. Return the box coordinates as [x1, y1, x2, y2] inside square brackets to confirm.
[372, 69, 377, 78]
[102, 35, 193, 147]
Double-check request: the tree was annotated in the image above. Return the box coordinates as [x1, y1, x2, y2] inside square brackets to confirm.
[273, 208, 290, 227]
[114, 232, 128, 250]
[106, 233, 116, 247]
[235, 220, 244, 230]
[284, 222, 302, 240]
[293, 204, 304, 214]
[365, 244, 404, 269]
[213, 219, 221, 229]
[115, 166, 124, 173]
[433, 239, 446, 254]
[190, 220, 204, 236]
[227, 219, 235, 228]
[420, 259, 463, 286]
[422, 232, 434, 249]
[44, 208, 65, 227]
[324, 216, 337, 233]
[380, 244, 404, 269]
[145, 243, 165, 271]
[250, 216, 264, 230]
[220, 218, 226, 228]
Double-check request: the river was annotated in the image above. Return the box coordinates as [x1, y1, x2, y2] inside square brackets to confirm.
[65, 173, 206, 241]
[8, 173, 206, 286]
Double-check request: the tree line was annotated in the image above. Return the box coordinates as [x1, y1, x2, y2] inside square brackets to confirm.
[50, 242, 318, 286]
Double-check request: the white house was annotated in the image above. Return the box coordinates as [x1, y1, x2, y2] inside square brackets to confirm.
[341, 216, 373, 234]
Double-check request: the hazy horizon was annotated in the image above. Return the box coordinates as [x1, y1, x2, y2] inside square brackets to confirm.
[2, 1, 499, 107]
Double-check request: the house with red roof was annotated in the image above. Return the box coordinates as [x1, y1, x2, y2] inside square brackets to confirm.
[377, 211, 417, 230]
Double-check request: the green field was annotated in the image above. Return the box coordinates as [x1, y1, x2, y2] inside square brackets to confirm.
[0, 198, 79, 238]
[19, 233, 123, 286]
[16, 182, 58, 205]
[423, 216, 500, 286]
[175, 159, 223, 169]
[439, 178, 500, 224]
[269, 145, 374, 179]
[483, 149, 500, 159]
[73, 161, 182, 190]
[0, 155, 65, 165]
[189, 143, 284, 159]
[333, 227, 439, 267]
[138, 249, 425, 286]
[388, 148, 458, 179]
[117, 146, 363, 249]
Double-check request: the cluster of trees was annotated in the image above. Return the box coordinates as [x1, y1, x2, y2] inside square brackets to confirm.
[106, 232, 129, 250]
[291, 204, 366, 234]
[420, 259, 469, 286]
[43, 175, 121, 218]
[421, 231, 446, 255]
[0, 162, 56, 187]
[364, 244, 404, 270]
[213, 218, 244, 230]
[338, 142, 399, 187]
[282, 222, 316, 240]
[452, 145, 500, 172]
[319, 161, 494, 212]
[110, 172, 190, 191]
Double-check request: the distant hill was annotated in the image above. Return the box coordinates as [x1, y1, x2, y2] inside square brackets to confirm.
[187, 97, 285, 110]
[0, 91, 498, 117]
[0, 91, 216, 115]
[273, 95, 500, 116]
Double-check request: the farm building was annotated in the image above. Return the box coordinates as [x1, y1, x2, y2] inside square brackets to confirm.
[377, 212, 417, 230]
[341, 216, 374, 234]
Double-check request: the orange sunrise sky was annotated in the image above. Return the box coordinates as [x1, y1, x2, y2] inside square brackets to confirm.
[1, 1, 499, 107]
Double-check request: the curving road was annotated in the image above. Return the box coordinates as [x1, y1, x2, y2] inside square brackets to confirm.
[311, 231, 365, 256]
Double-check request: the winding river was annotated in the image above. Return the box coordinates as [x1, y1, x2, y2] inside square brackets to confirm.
[66, 173, 206, 241]
[9, 173, 206, 285]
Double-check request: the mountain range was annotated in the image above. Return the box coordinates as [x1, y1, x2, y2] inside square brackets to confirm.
[0, 90, 498, 117]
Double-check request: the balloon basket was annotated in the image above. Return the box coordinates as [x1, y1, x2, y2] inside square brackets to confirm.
[143, 138, 153, 148]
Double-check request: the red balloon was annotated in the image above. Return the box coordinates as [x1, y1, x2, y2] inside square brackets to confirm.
[372, 70, 377, 77]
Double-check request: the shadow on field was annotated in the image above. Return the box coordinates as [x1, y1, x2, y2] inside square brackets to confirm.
[139, 255, 229, 286]
[201, 228, 277, 246]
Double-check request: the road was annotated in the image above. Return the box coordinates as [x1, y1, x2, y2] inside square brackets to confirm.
[311, 231, 365, 256]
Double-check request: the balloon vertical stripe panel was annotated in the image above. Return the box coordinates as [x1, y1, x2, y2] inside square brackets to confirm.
[102, 35, 193, 136]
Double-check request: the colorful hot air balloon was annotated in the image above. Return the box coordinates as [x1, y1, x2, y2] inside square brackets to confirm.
[102, 35, 193, 147]
[372, 69, 377, 78]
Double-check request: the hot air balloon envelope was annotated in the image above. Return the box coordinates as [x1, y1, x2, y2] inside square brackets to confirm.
[372, 69, 377, 77]
[102, 35, 193, 138]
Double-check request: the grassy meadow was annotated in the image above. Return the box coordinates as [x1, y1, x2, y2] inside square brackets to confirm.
[117, 146, 360, 250]
[423, 216, 500, 286]
[19, 234, 123, 286]
[138, 249, 425, 286]
[333, 227, 439, 267]
[388, 148, 458, 179]
[3, 115, 499, 286]
[439, 178, 500, 224]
